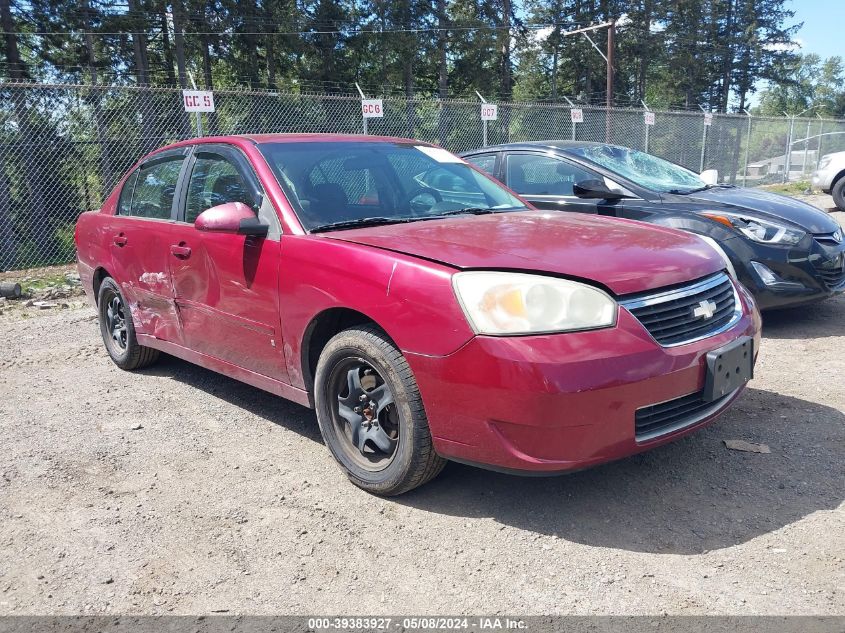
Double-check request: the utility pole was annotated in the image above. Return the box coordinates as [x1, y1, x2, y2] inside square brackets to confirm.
[605, 20, 615, 142]
[550, 21, 616, 140]
[699, 105, 708, 173]
[606, 21, 615, 111]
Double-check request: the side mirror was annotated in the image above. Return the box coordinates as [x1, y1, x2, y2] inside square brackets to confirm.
[573, 179, 625, 200]
[194, 202, 269, 237]
[700, 169, 719, 185]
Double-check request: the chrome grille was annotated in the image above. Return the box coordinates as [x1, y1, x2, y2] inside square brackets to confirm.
[813, 230, 843, 246]
[816, 260, 845, 289]
[620, 273, 740, 347]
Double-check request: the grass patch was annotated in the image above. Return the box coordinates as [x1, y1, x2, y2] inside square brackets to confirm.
[758, 181, 814, 195]
[20, 272, 72, 294]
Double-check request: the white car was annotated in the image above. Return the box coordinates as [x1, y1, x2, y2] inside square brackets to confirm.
[812, 151, 845, 210]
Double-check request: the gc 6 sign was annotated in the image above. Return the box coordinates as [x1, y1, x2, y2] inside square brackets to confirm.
[362, 99, 384, 118]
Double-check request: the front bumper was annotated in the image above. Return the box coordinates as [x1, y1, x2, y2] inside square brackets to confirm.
[406, 283, 761, 473]
[720, 235, 845, 310]
[811, 170, 833, 192]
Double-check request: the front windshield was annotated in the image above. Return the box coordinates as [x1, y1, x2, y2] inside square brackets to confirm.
[568, 145, 706, 193]
[258, 141, 528, 230]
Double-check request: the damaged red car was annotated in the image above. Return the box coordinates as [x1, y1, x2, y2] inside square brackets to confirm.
[75, 134, 761, 495]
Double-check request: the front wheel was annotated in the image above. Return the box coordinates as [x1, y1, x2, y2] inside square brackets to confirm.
[314, 325, 446, 495]
[97, 277, 159, 370]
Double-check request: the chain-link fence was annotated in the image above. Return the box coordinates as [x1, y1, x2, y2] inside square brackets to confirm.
[2, 80, 845, 271]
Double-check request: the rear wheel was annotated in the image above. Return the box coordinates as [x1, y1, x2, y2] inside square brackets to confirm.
[832, 177, 845, 211]
[97, 277, 159, 370]
[314, 325, 445, 495]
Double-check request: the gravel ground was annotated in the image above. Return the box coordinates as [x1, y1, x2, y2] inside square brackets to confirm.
[0, 201, 843, 617]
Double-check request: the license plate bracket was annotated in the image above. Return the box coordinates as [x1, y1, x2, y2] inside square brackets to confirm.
[703, 336, 754, 402]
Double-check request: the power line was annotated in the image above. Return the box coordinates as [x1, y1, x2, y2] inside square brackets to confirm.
[0, 20, 607, 37]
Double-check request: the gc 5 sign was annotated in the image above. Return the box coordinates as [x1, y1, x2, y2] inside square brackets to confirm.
[182, 90, 215, 113]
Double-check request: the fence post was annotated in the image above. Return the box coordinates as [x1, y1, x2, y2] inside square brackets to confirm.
[816, 115, 825, 172]
[476, 90, 488, 147]
[802, 118, 811, 176]
[699, 106, 708, 173]
[641, 101, 650, 153]
[355, 83, 368, 135]
[563, 96, 576, 140]
[742, 111, 752, 187]
[783, 114, 794, 184]
[188, 72, 203, 137]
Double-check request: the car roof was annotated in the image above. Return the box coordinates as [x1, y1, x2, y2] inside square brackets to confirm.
[141, 133, 437, 162]
[228, 133, 426, 145]
[461, 140, 609, 154]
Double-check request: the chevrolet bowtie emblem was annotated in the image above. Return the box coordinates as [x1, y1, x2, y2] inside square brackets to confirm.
[692, 299, 717, 320]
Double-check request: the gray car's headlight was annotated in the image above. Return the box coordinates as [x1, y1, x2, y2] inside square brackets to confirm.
[703, 211, 805, 246]
[452, 271, 617, 335]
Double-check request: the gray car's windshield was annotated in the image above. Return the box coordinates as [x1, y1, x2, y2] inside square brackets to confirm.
[258, 141, 528, 231]
[568, 145, 706, 194]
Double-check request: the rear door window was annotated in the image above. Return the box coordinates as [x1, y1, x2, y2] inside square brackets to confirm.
[130, 157, 185, 220]
[505, 153, 594, 196]
[465, 153, 497, 175]
[117, 170, 139, 216]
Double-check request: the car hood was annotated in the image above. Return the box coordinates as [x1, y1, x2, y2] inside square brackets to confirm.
[325, 211, 723, 296]
[680, 186, 838, 234]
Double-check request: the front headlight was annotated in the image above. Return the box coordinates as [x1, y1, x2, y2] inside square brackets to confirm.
[452, 271, 617, 335]
[702, 211, 805, 245]
[818, 156, 832, 170]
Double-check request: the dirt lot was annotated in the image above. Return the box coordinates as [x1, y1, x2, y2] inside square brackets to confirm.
[0, 200, 843, 617]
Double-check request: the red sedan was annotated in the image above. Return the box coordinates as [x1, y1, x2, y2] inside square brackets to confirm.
[75, 134, 761, 495]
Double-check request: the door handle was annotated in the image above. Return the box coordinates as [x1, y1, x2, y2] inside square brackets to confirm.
[170, 243, 192, 259]
[113, 233, 127, 247]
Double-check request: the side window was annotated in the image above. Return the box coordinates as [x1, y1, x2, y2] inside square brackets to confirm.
[117, 170, 139, 216]
[465, 153, 497, 176]
[131, 158, 184, 220]
[506, 154, 594, 196]
[186, 155, 253, 224]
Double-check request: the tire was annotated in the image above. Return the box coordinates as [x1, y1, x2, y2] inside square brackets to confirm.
[314, 325, 446, 495]
[832, 177, 845, 212]
[97, 277, 159, 371]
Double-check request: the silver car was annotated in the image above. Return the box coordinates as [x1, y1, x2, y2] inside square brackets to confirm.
[812, 151, 845, 210]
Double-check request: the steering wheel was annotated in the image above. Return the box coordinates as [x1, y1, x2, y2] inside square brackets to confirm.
[402, 186, 443, 215]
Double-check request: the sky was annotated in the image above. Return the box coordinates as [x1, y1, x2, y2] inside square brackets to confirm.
[746, 0, 843, 106]
[786, 0, 844, 61]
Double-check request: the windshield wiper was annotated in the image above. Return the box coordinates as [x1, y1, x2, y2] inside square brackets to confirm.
[309, 206, 524, 232]
[665, 186, 702, 194]
[668, 183, 736, 195]
[431, 207, 498, 217]
[309, 217, 416, 233]
[428, 205, 526, 218]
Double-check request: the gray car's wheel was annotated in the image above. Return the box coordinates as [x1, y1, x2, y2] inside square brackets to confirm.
[832, 177, 845, 211]
[314, 325, 446, 495]
[97, 277, 159, 370]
